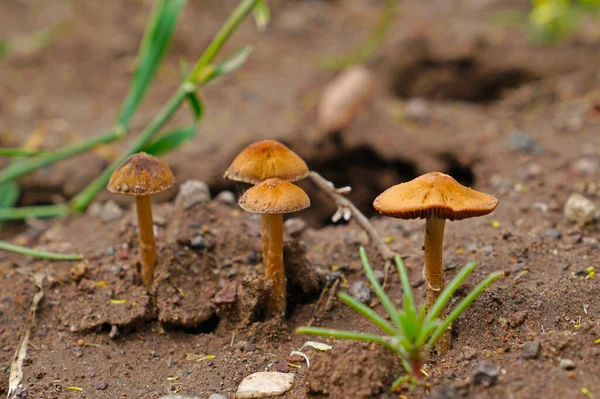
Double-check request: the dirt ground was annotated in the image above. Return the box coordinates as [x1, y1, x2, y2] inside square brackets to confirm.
[2, 0, 600, 398]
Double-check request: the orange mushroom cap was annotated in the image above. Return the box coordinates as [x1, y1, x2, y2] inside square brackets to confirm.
[223, 140, 309, 184]
[107, 152, 175, 196]
[373, 172, 498, 221]
[238, 178, 310, 214]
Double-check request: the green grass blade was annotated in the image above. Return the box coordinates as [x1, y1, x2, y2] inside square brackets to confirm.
[117, 0, 186, 127]
[425, 271, 503, 354]
[338, 292, 396, 336]
[359, 247, 402, 331]
[296, 326, 396, 351]
[0, 204, 68, 221]
[0, 181, 20, 229]
[426, 262, 477, 324]
[0, 148, 49, 157]
[141, 125, 197, 156]
[189, 0, 258, 78]
[252, 0, 271, 31]
[193, 46, 253, 84]
[0, 240, 82, 261]
[395, 254, 418, 340]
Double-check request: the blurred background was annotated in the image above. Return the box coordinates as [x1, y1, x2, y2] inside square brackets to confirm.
[1, 0, 600, 231]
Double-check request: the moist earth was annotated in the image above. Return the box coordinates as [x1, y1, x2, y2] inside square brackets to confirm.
[2, 0, 600, 398]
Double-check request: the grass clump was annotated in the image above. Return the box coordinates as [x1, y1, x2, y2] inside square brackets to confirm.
[297, 247, 503, 390]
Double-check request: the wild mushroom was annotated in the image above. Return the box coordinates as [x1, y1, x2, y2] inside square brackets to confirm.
[224, 140, 309, 263]
[238, 178, 310, 317]
[107, 152, 174, 290]
[373, 172, 498, 353]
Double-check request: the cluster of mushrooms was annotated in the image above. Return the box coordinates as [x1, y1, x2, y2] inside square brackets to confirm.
[107, 140, 498, 350]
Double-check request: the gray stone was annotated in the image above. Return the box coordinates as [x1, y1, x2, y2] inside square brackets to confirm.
[98, 200, 123, 223]
[349, 281, 372, 303]
[236, 372, 294, 399]
[472, 361, 498, 387]
[175, 180, 211, 209]
[373, 270, 385, 285]
[560, 358, 576, 370]
[216, 190, 236, 206]
[208, 394, 227, 399]
[510, 132, 544, 154]
[564, 193, 597, 225]
[545, 229, 563, 240]
[284, 218, 308, 236]
[190, 235, 207, 250]
[522, 340, 541, 359]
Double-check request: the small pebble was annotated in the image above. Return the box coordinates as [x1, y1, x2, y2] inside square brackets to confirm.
[560, 359, 576, 370]
[284, 218, 308, 236]
[508, 310, 528, 328]
[510, 132, 544, 154]
[522, 340, 541, 359]
[215, 190, 237, 206]
[348, 281, 372, 303]
[472, 361, 499, 387]
[428, 385, 458, 399]
[190, 235, 207, 250]
[98, 200, 123, 223]
[373, 270, 385, 285]
[175, 180, 211, 209]
[571, 158, 598, 175]
[545, 229, 562, 240]
[460, 346, 478, 361]
[403, 97, 430, 123]
[95, 382, 108, 391]
[564, 193, 597, 225]
[69, 262, 88, 282]
[236, 372, 294, 399]
[208, 394, 227, 399]
[105, 246, 115, 256]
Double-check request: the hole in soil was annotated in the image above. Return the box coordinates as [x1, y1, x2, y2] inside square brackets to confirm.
[179, 314, 220, 335]
[392, 57, 536, 102]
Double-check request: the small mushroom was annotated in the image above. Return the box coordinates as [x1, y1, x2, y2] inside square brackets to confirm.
[107, 152, 174, 290]
[373, 172, 498, 354]
[224, 140, 309, 264]
[239, 178, 310, 317]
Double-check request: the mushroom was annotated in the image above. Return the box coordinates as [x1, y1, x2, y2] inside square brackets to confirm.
[238, 178, 310, 317]
[107, 152, 175, 290]
[224, 140, 309, 264]
[373, 172, 498, 353]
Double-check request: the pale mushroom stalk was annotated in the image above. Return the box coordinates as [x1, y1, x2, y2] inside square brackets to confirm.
[423, 217, 450, 354]
[136, 195, 157, 290]
[423, 218, 445, 309]
[265, 213, 285, 316]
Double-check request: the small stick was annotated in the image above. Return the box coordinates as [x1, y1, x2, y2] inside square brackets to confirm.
[308, 171, 397, 286]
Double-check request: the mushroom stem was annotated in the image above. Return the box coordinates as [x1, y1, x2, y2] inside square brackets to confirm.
[135, 195, 157, 290]
[265, 213, 286, 317]
[423, 217, 450, 354]
[260, 215, 270, 265]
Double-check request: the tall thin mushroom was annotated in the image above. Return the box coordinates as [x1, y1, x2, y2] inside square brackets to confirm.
[223, 140, 309, 263]
[108, 152, 174, 290]
[238, 178, 310, 317]
[373, 172, 498, 354]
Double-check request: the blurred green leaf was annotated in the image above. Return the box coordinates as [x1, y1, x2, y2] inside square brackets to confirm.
[118, 0, 187, 127]
[0, 182, 20, 209]
[0, 148, 49, 157]
[193, 46, 253, 84]
[186, 91, 204, 121]
[0, 182, 20, 229]
[141, 125, 198, 156]
[252, 0, 271, 31]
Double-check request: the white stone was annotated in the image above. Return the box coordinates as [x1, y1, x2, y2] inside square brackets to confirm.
[317, 65, 374, 134]
[98, 200, 123, 223]
[175, 180, 211, 209]
[564, 193, 597, 225]
[236, 372, 294, 398]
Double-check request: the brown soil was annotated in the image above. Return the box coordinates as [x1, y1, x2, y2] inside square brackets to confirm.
[2, 0, 600, 398]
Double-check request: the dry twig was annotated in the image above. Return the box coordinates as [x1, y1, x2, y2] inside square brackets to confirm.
[7, 274, 44, 399]
[309, 171, 397, 286]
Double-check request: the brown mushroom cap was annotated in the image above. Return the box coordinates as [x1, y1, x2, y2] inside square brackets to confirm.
[373, 172, 498, 221]
[223, 140, 309, 184]
[107, 152, 175, 196]
[238, 178, 310, 214]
